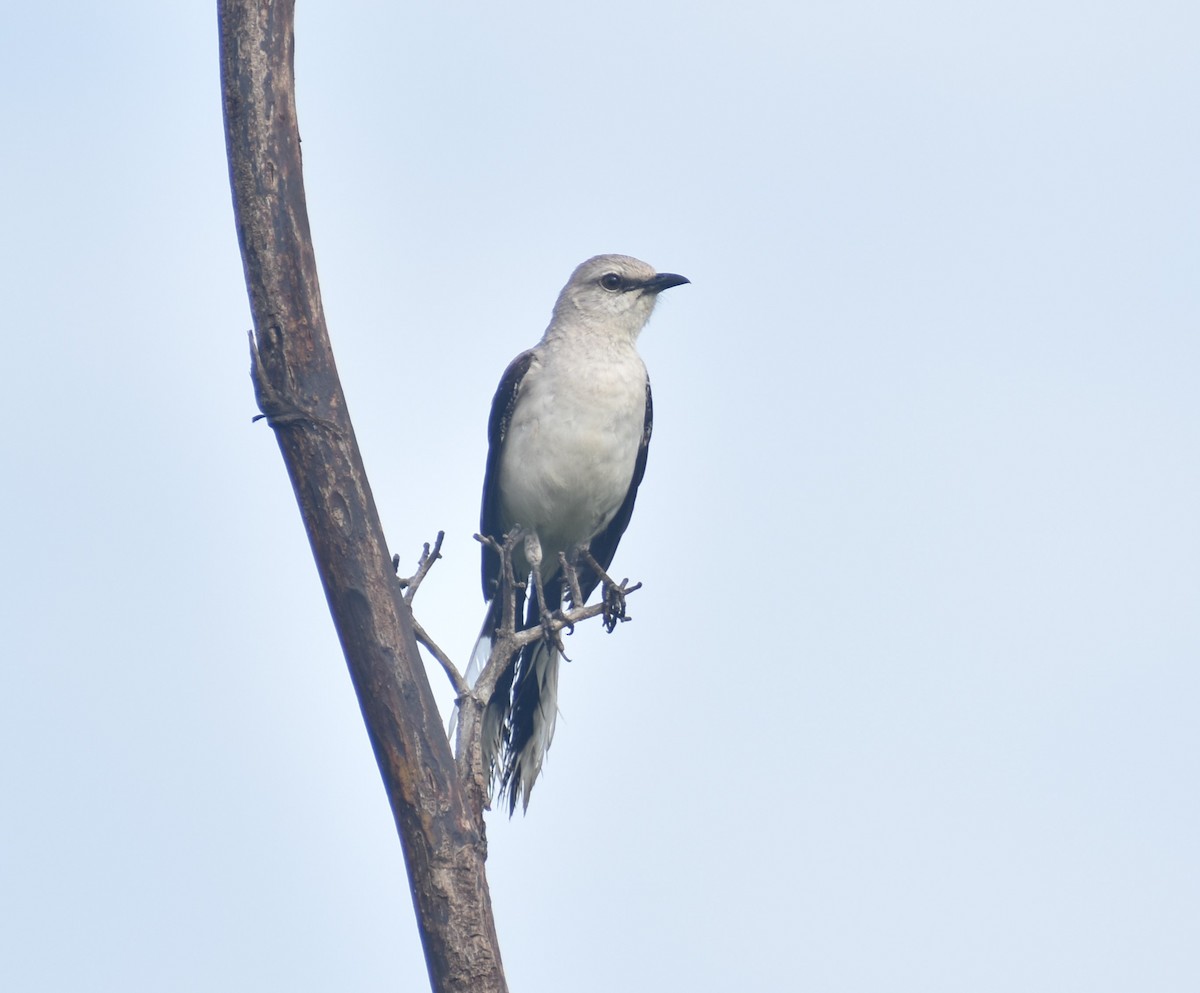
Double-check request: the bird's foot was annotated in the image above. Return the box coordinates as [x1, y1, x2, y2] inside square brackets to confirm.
[577, 547, 634, 632]
[601, 582, 628, 633]
[529, 549, 572, 656]
[539, 613, 573, 661]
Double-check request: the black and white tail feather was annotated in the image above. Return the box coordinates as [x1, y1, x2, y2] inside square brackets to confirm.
[462, 539, 628, 813]
[465, 581, 563, 814]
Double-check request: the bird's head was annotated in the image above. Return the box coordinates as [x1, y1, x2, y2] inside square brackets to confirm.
[549, 254, 689, 342]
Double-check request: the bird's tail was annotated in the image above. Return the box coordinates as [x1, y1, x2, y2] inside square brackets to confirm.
[499, 631, 560, 814]
[460, 587, 561, 814]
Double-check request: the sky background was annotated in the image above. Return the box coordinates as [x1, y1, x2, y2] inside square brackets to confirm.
[2, 1, 1198, 990]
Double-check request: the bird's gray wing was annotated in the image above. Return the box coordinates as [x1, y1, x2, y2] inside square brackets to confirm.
[577, 377, 653, 603]
[480, 349, 537, 599]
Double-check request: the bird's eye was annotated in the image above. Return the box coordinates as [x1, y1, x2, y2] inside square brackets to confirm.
[600, 273, 623, 291]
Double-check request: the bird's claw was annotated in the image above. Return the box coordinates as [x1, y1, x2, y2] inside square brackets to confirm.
[538, 614, 571, 659]
[602, 581, 628, 633]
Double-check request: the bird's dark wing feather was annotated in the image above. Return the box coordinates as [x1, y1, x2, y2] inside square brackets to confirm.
[577, 377, 653, 602]
[480, 349, 537, 599]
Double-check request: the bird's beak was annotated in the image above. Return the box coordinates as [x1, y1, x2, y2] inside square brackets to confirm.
[645, 272, 690, 293]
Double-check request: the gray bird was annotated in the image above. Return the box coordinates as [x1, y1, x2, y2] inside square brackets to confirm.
[468, 254, 689, 812]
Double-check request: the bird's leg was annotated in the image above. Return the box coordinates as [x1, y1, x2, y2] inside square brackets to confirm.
[578, 546, 630, 633]
[551, 551, 581, 649]
[558, 551, 585, 611]
[523, 531, 554, 633]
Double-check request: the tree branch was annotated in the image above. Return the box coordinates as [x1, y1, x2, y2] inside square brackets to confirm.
[395, 533, 470, 699]
[396, 531, 445, 600]
[218, 4, 506, 991]
[447, 532, 642, 808]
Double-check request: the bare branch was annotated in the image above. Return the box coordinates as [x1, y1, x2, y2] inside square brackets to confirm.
[508, 585, 642, 648]
[448, 529, 645, 819]
[413, 616, 468, 699]
[397, 530, 445, 602]
[395, 532, 467, 694]
[219, 4, 505, 990]
[474, 530, 524, 635]
[468, 532, 642, 700]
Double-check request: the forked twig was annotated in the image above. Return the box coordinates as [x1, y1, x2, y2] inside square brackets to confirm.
[473, 534, 642, 681]
[391, 532, 467, 695]
[400, 528, 644, 812]
[395, 530, 445, 601]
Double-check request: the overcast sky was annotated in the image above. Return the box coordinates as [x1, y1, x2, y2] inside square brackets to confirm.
[3, 2, 1197, 990]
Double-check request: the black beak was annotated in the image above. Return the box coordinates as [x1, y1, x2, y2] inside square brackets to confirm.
[645, 272, 690, 294]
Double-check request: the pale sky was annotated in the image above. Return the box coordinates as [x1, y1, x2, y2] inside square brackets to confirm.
[3, 2, 1198, 990]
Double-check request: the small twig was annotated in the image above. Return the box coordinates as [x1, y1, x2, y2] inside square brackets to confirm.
[505, 582, 643, 651]
[470, 530, 527, 704]
[390, 532, 462, 693]
[456, 532, 644, 814]
[465, 534, 643, 700]
[396, 531, 445, 602]
[475, 530, 524, 635]
[471, 534, 644, 684]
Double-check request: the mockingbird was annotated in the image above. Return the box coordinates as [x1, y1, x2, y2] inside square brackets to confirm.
[467, 254, 689, 812]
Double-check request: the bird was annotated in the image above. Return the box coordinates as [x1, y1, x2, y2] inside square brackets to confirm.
[466, 254, 689, 813]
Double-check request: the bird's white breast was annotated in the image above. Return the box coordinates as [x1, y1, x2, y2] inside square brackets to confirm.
[497, 337, 647, 563]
